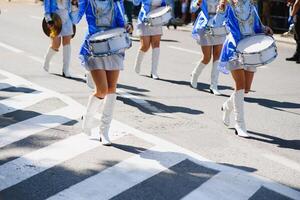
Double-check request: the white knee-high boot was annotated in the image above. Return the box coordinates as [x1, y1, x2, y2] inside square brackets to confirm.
[221, 91, 234, 126]
[210, 61, 221, 95]
[134, 50, 145, 74]
[151, 48, 160, 80]
[82, 95, 104, 136]
[43, 47, 57, 72]
[190, 62, 206, 88]
[100, 93, 117, 146]
[233, 89, 249, 138]
[62, 44, 71, 77]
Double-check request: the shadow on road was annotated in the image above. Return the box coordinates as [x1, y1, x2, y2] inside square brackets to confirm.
[0, 85, 38, 94]
[157, 78, 233, 94]
[0, 120, 78, 165]
[248, 130, 300, 151]
[117, 96, 203, 116]
[245, 97, 300, 116]
[52, 73, 86, 83]
[117, 84, 150, 93]
[130, 36, 179, 43]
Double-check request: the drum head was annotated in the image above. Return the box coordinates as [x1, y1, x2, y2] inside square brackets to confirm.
[89, 28, 126, 42]
[42, 13, 62, 38]
[147, 6, 171, 18]
[237, 35, 274, 53]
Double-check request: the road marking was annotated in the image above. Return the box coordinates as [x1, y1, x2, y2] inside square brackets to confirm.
[168, 45, 200, 55]
[47, 145, 186, 200]
[263, 153, 300, 173]
[29, 15, 43, 20]
[28, 55, 44, 63]
[0, 134, 98, 191]
[0, 105, 83, 149]
[110, 120, 300, 200]
[182, 171, 261, 200]
[0, 41, 169, 117]
[0, 42, 23, 53]
[0, 78, 24, 90]
[0, 62, 299, 199]
[0, 91, 51, 115]
[117, 88, 163, 113]
[0, 128, 128, 191]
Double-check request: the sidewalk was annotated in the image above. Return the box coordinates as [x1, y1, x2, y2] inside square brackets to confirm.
[2, 0, 41, 3]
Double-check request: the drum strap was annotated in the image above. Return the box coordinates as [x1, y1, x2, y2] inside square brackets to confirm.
[116, 1, 128, 24]
[253, 6, 265, 31]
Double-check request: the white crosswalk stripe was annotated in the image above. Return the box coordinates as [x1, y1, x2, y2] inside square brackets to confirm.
[182, 172, 262, 200]
[48, 145, 187, 200]
[0, 69, 300, 200]
[0, 78, 23, 90]
[0, 105, 83, 149]
[0, 91, 52, 115]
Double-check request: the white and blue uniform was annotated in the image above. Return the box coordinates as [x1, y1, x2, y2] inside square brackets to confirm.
[44, 0, 74, 37]
[217, 0, 264, 73]
[71, 0, 127, 71]
[219, 0, 266, 138]
[133, 0, 166, 36]
[191, 0, 226, 46]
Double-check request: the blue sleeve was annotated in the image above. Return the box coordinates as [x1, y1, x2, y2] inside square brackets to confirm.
[44, 0, 51, 15]
[71, 0, 88, 24]
[115, 0, 126, 27]
[253, 6, 264, 34]
[161, 0, 166, 7]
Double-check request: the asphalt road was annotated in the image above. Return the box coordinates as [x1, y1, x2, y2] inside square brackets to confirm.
[0, 1, 300, 200]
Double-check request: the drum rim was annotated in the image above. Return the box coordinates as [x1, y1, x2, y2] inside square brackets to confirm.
[240, 53, 277, 67]
[238, 45, 278, 67]
[89, 28, 127, 43]
[236, 34, 275, 54]
[147, 6, 172, 18]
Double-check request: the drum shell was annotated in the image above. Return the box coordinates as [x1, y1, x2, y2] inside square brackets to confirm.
[147, 7, 172, 26]
[237, 35, 277, 67]
[88, 30, 132, 57]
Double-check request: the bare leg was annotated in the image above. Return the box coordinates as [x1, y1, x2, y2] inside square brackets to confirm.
[90, 69, 108, 98]
[245, 71, 254, 94]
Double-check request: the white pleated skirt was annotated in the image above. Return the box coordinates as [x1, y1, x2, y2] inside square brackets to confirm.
[197, 30, 226, 46]
[136, 23, 163, 36]
[84, 53, 124, 71]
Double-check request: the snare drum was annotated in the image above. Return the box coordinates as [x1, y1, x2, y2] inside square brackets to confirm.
[146, 6, 172, 26]
[88, 28, 132, 57]
[205, 25, 229, 37]
[236, 34, 277, 67]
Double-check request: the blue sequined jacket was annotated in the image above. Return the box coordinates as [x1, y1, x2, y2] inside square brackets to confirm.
[71, 0, 126, 64]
